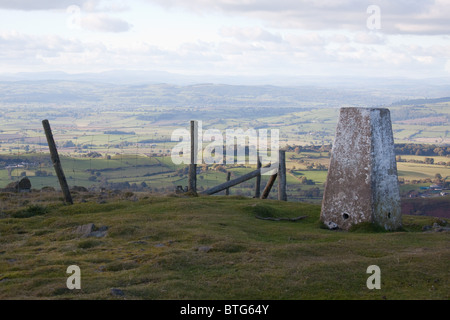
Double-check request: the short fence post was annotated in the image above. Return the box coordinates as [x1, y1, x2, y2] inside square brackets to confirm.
[254, 155, 261, 198]
[261, 173, 277, 199]
[42, 119, 73, 205]
[226, 171, 231, 195]
[278, 150, 287, 201]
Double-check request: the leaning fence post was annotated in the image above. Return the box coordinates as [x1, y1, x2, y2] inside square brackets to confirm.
[188, 120, 198, 193]
[261, 173, 277, 199]
[278, 150, 287, 201]
[42, 119, 73, 205]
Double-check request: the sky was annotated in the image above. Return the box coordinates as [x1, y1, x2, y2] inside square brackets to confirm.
[0, 0, 450, 80]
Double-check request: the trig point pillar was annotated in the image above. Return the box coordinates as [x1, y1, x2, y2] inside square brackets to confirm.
[321, 107, 401, 231]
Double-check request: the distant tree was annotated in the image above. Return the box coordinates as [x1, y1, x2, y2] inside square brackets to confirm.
[63, 140, 76, 148]
[316, 163, 327, 170]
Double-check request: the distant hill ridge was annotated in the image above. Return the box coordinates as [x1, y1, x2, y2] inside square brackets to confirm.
[392, 97, 450, 106]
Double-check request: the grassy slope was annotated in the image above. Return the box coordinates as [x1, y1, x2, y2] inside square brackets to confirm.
[0, 194, 448, 300]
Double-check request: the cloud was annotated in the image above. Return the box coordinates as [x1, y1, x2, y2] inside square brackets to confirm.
[79, 14, 132, 32]
[446, 60, 450, 73]
[219, 27, 282, 43]
[0, 0, 128, 12]
[353, 32, 385, 44]
[285, 33, 326, 47]
[144, 0, 450, 35]
[0, 0, 94, 11]
[0, 31, 92, 70]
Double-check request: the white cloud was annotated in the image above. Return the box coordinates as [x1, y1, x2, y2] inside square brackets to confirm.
[328, 34, 350, 44]
[285, 33, 325, 47]
[0, 0, 95, 11]
[0, 0, 129, 12]
[353, 32, 385, 44]
[144, 0, 450, 35]
[79, 14, 132, 32]
[219, 27, 282, 43]
[445, 60, 450, 73]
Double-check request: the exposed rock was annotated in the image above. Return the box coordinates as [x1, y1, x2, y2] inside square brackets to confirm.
[324, 221, 339, 230]
[110, 288, 125, 297]
[74, 223, 108, 238]
[431, 223, 450, 233]
[75, 223, 95, 236]
[422, 222, 450, 233]
[197, 246, 212, 253]
[71, 186, 88, 192]
[4, 177, 31, 192]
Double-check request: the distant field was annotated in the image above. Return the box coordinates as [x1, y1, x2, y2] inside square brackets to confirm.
[397, 162, 450, 181]
[1, 97, 448, 207]
[2, 148, 448, 206]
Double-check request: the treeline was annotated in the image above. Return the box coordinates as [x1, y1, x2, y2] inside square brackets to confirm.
[396, 156, 449, 166]
[392, 97, 450, 106]
[104, 130, 135, 135]
[394, 144, 449, 156]
[285, 144, 332, 154]
[285, 144, 448, 157]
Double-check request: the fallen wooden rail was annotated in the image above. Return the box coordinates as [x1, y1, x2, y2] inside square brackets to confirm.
[201, 167, 262, 195]
[255, 215, 308, 222]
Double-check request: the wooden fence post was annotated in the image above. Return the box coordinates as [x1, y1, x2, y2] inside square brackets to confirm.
[278, 150, 287, 201]
[226, 171, 231, 195]
[42, 119, 73, 205]
[254, 155, 261, 198]
[188, 120, 198, 193]
[260, 173, 277, 199]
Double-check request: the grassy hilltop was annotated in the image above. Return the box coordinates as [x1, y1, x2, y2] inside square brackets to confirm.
[0, 192, 448, 300]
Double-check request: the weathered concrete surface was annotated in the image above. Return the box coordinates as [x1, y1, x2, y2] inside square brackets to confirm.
[321, 107, 401, 231]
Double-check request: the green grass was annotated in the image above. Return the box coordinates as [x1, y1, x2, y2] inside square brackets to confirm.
[0, 195, 448, 300]
[397, 162, 450, 181]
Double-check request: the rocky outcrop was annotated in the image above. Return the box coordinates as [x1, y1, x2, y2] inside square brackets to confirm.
[2, 177, 32, 192]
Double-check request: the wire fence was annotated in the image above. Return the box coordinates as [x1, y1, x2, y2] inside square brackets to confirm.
[0, 121, 322, 213]
[1, 127, 178, 191]
[1, 125, 301, 212]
